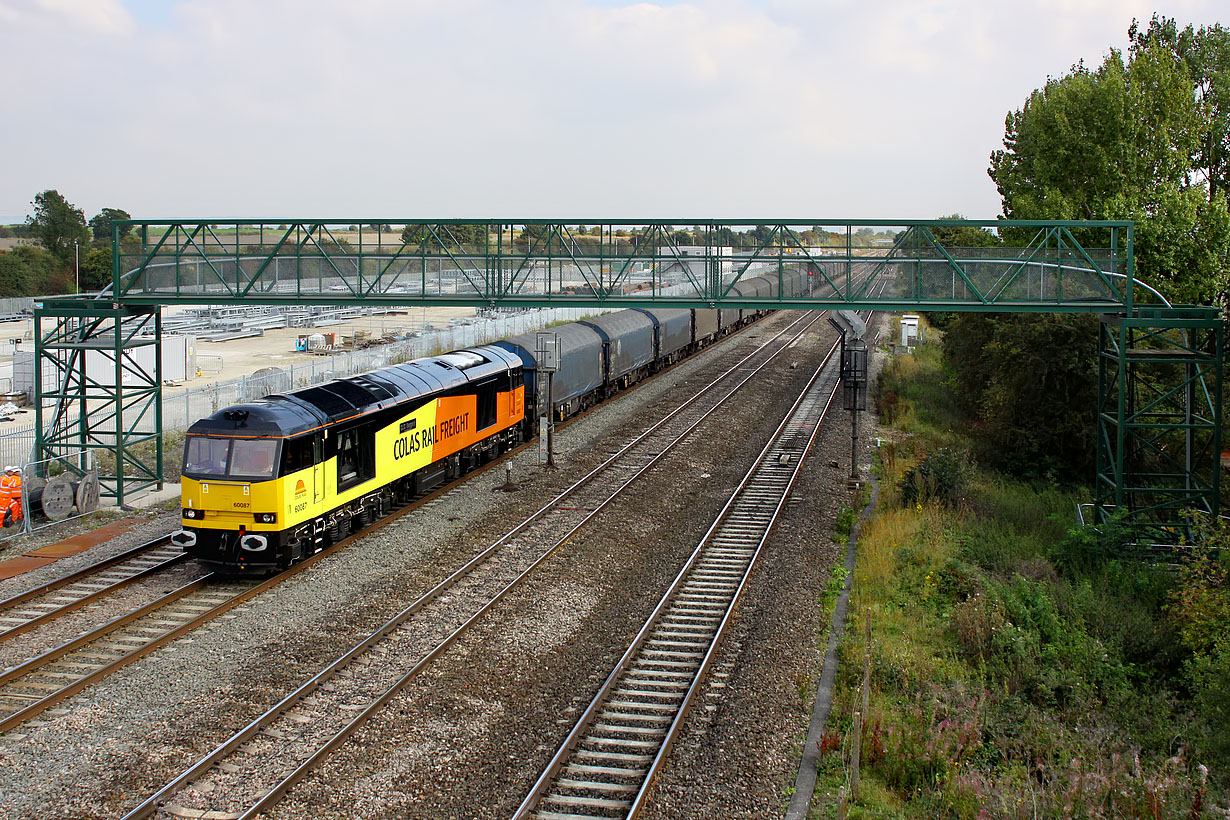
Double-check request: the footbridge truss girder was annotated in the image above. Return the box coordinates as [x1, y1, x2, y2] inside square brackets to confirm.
[109, 219, 1138, 313]
[27, 218, 1222, 544]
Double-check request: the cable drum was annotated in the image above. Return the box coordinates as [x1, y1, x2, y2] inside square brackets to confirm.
[75, 471, 100, 514]
[37, 476, 76, 521]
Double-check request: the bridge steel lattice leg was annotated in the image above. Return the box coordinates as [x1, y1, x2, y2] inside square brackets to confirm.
[1096, 308, 1223, 543]
[34, 301, 163, 508]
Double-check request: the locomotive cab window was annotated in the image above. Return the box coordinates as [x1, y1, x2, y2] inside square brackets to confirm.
[184, 436, 279, 479]
[280, 436, 316, 476]
[337, 427, 375, 490]
[476, 377, 498, 429]
[184, 436, 230, 477]
[229, 439, 279, 479]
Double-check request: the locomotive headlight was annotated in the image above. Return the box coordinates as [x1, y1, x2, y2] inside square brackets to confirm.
[256, 513, 276, 524]
[182, 508, 202, 520]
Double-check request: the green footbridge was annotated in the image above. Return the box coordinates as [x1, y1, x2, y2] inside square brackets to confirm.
[32, 219, 1222, 544]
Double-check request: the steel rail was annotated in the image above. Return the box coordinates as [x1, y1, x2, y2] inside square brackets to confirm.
[0, 574, 230, 732]
[121, 310, 830, 820]
[512, 335, 845, 820]
[0, 535, 187, 642]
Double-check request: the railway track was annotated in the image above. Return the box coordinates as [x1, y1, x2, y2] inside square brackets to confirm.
[0, 310, 802, 742]
[512, 325, 844, 820]
[0, 573, 268, 733]
[120, 311, 832, 820]
[0, 535, 187, 642]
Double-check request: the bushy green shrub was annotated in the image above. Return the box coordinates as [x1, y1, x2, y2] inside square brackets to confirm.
[1168, 515, 1230, 760]
[899, 446, 972, 507]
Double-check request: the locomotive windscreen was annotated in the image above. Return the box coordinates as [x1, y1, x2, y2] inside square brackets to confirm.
[183, 436, 280, 479]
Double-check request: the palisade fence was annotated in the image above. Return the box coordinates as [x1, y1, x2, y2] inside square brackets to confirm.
[0, 304, 620, 474]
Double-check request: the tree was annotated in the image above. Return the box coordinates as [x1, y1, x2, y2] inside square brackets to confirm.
[988, 40, 1230, 305]
[400, 223, 484, 247]
[1129, 15, 1230, 203]
[0, 245, 69, 296]
[26, 190, 88, 268]
[943, 312, 1099, 479]
[747, 225, 773, 247]
[78, 246, 112, 291]
[88, 208, 131, 244]
[928, 215, 1001, 248]
[949, 19, 1230, 482]
[0, 250, 35, 297]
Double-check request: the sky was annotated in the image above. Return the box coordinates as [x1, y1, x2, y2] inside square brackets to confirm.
[0, 0, 1223, 224]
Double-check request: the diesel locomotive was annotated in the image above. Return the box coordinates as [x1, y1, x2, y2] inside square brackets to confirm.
[174, 268, 810, 573]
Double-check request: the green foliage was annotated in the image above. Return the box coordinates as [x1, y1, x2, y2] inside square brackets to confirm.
[0, 245, 69, 296]
[989, 32, 1230, 307]
[79, 246, 112, 291]
[0, 248, 35, 296]
[830, 325, 1226, 819]
[88, 207, 131, 244]
[1129, 15, 1230, 202]
[833, 501, 860, 542]
[872, 331, 964, 436]
[927, 214, 1001, 250]
[400, 223, 485, 246]
[898, 447, 972, 507]
[26, 189, 89, 268]
[942, 312, 1098, 480]
[1168, 516, 1230, 758]
[821, 564, 849, 610]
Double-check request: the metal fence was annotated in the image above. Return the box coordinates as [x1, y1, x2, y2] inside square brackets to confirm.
[0, 421, 36, 469]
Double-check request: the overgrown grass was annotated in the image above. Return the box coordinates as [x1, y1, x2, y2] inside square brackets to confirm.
[812, 323, 1226, 819]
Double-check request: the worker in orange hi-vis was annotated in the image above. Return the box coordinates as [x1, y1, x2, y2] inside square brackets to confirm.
[0, 466, 22, 527]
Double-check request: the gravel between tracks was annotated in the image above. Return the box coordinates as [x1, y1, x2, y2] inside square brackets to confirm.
[0, 311, 870, 820]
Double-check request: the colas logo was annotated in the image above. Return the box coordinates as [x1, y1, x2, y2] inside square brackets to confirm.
[294, 480, 307, 497]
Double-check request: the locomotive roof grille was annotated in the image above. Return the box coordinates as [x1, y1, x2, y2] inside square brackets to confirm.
[289, 385, 361, 417]
[348, 375, 396, 401]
